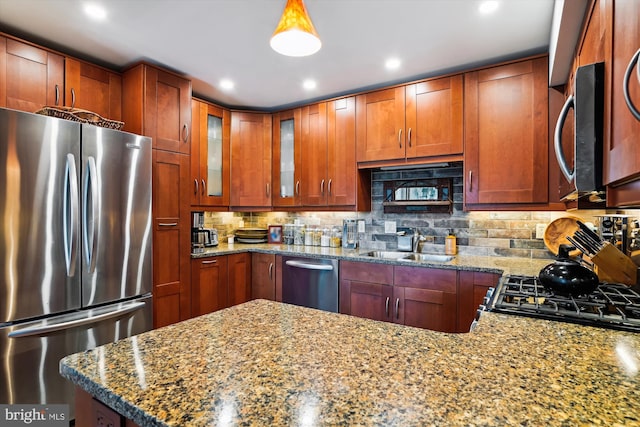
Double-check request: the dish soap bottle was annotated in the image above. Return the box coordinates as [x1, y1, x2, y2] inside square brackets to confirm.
[445, 229, 457, 255]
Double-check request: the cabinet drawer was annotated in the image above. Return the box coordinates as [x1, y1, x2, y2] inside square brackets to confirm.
[394, 266, 457, 292]
[340, 260, 393, 283]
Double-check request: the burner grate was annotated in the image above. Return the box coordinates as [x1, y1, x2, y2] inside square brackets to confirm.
[490, 275, 640, 332]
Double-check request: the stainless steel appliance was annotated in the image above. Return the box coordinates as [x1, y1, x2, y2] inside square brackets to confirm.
[553, 62, 605, 201]
[342, 219, 358, 249]
[0, 108, 152, 419]
[479, 275, 640, 333]
[282, 256, 339, 312]
[595, 214, 639, 257]
[191, 211, 218, 251]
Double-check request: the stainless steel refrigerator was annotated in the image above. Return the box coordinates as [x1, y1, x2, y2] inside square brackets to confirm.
[0, 108, 152, 418]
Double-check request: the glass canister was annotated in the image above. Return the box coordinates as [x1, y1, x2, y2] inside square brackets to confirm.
[294, 224, 305, 245]
[305, 226, 315, 246]
[283, 224, 294, 245]
[330, 226, 342, 248]
[321, 227, 331, 247]
[313, 227, 322, 246]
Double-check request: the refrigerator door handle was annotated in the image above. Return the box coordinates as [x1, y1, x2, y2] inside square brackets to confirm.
[83, 156, 99, 273]
[63, 153, 79, 277]
[7, 301, 147, 338]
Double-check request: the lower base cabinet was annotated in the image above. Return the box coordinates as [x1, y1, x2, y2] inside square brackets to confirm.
[191, 254, 251, 317]
[75, 387, 140, 427]
[252, 253, 276, 300]
[340, 260, 500, 333]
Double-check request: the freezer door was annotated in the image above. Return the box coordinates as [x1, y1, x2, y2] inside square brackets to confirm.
[0, 108, 82, 323]
[80, 125, 152, 306]
[0, 295, 152, 421]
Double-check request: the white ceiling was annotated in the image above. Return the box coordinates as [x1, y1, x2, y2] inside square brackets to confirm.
[0, 0, 558, 110]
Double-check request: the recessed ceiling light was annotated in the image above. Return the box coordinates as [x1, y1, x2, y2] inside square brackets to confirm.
[478, 0, 499, 14]
[220, 79, 234, 90]
[83, 3, 107, 20]
[303, 79, 317, 90]
[385, 58, 401, 70]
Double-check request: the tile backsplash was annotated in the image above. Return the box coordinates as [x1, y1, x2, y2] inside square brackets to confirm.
[201, 163, 636, 259]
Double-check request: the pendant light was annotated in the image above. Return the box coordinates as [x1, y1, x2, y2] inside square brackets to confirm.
[270, 0, 321, 57]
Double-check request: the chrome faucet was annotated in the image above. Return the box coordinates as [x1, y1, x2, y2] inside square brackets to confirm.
[413, 230, 427, 253]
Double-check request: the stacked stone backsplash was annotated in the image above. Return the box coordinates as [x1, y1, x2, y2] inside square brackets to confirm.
[200, 163, 636, 259]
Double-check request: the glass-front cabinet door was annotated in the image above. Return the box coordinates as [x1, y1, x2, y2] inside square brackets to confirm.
[191, 99, 230, 208]
[272, 108, 301, 207]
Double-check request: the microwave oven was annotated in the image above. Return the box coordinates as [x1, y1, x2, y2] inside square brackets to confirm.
[553, 62, 605, 201]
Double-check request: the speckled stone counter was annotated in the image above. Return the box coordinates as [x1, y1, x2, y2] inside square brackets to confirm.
[61, 300, 640, 426]
[191, 243, 551, 277]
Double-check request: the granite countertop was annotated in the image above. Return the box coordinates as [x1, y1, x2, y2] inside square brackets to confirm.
[192, 243, 551, 277]
[61, 300, 640, 426]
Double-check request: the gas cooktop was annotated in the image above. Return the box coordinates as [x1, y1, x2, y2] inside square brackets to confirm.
[487, 275, 640, 333]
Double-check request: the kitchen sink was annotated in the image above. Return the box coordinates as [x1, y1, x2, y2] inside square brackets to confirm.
[361, 251, 455, 263]
[401, 253, 455, 262]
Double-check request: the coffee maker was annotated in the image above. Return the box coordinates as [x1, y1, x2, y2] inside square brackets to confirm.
[191, 211, 218, 252]
[342, 219, 359, 249]
[595, 214, 639, 257]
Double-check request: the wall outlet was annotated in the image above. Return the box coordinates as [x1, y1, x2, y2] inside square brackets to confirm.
[358, 220, 366, 233]
[535, 223, 546, 239]
[384, 221, 397, 234]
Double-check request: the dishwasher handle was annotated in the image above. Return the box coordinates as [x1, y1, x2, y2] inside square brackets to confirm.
[285, 260, 334, 271]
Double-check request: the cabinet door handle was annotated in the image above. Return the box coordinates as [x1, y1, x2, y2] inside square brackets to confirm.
[70, 88, 76, 108]
[202, 259, 217, 265]
[55, 84, 60, 106]
[159, 222, 178, 227]
[623, 48, 640, 121]
[266, 183, 270, 197]
[468, 170, 473, 192]
[398, 129, 403, 148]
[385, 297, 390, 317]
[268, 262, 273, 281]
[395, 298, 400, 319]
[295, 180, 300, 196]
[328, 179, 332, 195]
[408, 127, 412, 147]
[194, 179, 199, 195]
[201, 179, 206, 196]
[320, 179, 325, 194]
[182, 124, 189, 143]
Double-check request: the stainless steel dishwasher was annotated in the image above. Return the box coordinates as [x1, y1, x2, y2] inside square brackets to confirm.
[281, 255, 339, 312]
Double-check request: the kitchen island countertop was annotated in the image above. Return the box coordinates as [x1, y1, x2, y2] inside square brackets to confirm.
[60, 299, 640, 426]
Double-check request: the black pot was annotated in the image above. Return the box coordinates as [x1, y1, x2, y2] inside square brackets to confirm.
[539, 244, 600, 296]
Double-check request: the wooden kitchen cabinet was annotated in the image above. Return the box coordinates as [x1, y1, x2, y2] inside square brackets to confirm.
[122, 63, 191, 154]
[355, 75, 463, 166]
[228, 252, 252, 306]
[153, 150, 191, 328]
[464, 56, 549, 208]
[394, 266, 458, 332]
[603, 0, 640, 206]
[300, 102, 329, 206]
[64, 57, 122, 121]
[252, 253, 276, 300]
[457, 271, 500, 332]
[339, 261, 394, 322]
[191, 256, 228, 317]
[230, 111, 272, 209]
[272, 108, 302, 208]
[190, 98, 230, 208]
[0, 35, 64, 112]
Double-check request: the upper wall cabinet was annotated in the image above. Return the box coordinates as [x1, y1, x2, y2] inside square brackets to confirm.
[230, 112, 272, 209]
[603, 0, 640, 206]
[355, 75, 463, 167]
[464, 56, 549, 208]
[64, 57, 122, 121]
[190, 98, 230, 209]
[300, 102, 329, 206]
[272, 108, 302, 208]
[122, 63, 191, 154]
[0, 36, 64, 112]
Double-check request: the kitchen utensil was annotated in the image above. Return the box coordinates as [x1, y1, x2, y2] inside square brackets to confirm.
[590, 242, 638, 285]
[539, 244, 600, 296]
[543, 216, 584, 257]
